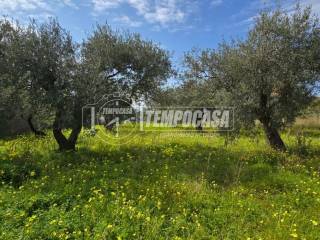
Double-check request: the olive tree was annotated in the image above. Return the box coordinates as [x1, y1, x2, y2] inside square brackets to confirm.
[0, 19, 20, 123]
[52, 24, 173, 150]
[0, 18, 50, 136]
[80, 25, 173, 102]
[184, 6, 320, 151]
[1, 19, 172, 150]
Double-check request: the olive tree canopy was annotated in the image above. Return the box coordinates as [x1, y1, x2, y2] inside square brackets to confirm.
[184, 6, 320, 150]
[0, 19, 173, 150]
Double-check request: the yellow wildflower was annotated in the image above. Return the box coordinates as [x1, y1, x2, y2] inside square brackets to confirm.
[311, 220, 318, 226]
[290, 233, 298, 238]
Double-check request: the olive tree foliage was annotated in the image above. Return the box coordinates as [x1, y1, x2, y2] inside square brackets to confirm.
[29, 22, 173, 151]
[24, 20, 83, 150]
[52, 24, 172, 151]
[184, 6, 320, 151]
[153, 80, 213, 107]
[0, 19, 78, 144]
[80, 25, 173, 104]
[0, 19, 21, 120]
[1, 19, 173, 150]
[0, 19, 50, 136]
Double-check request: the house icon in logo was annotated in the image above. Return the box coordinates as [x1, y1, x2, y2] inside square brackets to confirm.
[82, 92, 138, 138]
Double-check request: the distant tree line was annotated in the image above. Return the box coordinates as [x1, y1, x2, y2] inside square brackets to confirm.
[1, 5, 319, 151]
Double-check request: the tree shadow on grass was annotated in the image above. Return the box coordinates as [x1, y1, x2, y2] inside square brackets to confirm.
[43, 142, 287, 186]
[2, 138, 314, 191]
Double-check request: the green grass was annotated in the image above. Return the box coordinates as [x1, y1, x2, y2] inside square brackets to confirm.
[0, 128, 320, 239]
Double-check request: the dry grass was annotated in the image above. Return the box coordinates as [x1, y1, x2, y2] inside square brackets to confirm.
[295, 115, 320, 128]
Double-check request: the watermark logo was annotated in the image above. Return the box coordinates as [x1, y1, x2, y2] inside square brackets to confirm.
[140, 107, 233, 131]
[82, 93, 234, 144]
[82, 93, 139, 144]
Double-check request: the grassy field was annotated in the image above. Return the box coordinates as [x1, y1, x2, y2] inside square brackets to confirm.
[0, 127, 320, 239]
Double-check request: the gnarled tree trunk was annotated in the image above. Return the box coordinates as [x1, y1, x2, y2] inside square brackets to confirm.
[258, 93, 286, 151]
[53, 107, 82, 151]
[261, 121, 286, 151]
[53, 125, 81, 151]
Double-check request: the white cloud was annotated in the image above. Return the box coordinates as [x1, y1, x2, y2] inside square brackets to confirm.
[127, 0, 149, 15]
[143, 0, 185, 25]
[0, 0, 50, 12]
[211, 0, 223, 7]
[92, 0, 122, 12]
[231, 0, 320, 31]
[114, 15, 142, 27]
[92, 0, 195, 27]
[62, 0, 79, 9]
[0, 0, 79, 18]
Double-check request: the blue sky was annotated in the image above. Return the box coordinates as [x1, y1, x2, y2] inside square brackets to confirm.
[1, 0, 320, 70]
